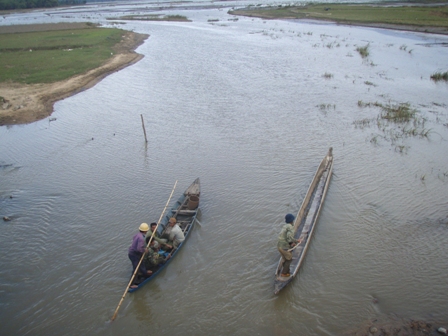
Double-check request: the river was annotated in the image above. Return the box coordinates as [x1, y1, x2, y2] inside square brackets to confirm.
[1, 1, 448, 335]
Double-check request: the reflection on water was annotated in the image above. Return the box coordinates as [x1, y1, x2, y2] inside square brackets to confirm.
[1, 1, 448, 335]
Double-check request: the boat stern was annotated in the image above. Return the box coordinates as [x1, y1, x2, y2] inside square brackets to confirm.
[274, 275, 292, 295]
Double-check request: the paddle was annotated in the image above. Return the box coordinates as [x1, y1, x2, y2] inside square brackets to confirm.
[287, 239, 303, 252]
[111, 180, 178, 322]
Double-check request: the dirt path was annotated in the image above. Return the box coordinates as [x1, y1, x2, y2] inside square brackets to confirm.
[0, 23, 148, 126]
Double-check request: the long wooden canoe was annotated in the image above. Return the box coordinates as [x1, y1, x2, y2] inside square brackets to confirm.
[128, 178, 201, 292]
[274, 148, 333, 294]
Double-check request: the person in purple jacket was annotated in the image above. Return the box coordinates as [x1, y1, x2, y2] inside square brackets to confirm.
[128, 223, 152, 279]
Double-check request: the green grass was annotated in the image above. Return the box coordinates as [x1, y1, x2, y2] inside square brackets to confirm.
[0, 27, 124, 84]
[229, 3, 448, 28]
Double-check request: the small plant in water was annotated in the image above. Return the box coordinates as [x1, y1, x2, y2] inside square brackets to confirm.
[356, 43, 370, 58]
[395, 145, 408, 153]
[430, 71, 448, 82]
[317, 103, 336, 111]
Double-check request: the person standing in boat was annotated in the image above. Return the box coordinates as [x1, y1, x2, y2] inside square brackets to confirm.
[128, 223, 152, 278]
[165, 217, 185, 249]
[277, 214, 302, 277]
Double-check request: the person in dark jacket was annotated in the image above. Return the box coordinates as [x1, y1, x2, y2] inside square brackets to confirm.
[144, 240, 170, 271]
[277, 214, 302, 277]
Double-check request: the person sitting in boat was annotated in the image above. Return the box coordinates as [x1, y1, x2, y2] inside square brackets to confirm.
[164, 217, 185, 249]
[146, 222, 172, 250]
[144, 240, 170, 271]
[128, 223, 152, 279]
[277, 214, 302, 277]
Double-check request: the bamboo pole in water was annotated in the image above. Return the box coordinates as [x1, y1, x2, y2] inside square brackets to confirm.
[140, 114, 148, 143]
[111, 180, 178, 321]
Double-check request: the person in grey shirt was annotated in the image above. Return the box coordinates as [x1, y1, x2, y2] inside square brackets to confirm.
[165, 217, 185, 249]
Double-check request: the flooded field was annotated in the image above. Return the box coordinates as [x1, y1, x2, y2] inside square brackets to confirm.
[1, 1, 448, 335]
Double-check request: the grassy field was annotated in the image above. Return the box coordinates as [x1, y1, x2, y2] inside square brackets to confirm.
[229, 3, 448, 28]
[0, 26, 125, 84]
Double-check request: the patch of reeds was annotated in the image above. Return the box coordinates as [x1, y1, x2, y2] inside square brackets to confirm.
[354, 101, 432, 149]
[356, 44, 370, 58]
[430, 71, 448, 82]
[378, 102, 416, 122]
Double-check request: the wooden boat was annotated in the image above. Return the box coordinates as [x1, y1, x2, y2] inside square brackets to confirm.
[274, 148, 333, 295]
[128, 178, 201, 292]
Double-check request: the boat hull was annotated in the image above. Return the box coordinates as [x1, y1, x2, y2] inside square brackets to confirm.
[274, 149, 333, 294]
[128, 178, 200, 292]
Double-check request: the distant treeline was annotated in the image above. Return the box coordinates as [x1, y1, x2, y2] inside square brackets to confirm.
[0, 0, 86, 10]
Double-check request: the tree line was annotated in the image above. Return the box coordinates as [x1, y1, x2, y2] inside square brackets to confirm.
[0, 0, 86, 10]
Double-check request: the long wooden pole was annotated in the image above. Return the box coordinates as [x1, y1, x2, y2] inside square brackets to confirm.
[140, 114, 148, 143]
[111, 180, 178, 321]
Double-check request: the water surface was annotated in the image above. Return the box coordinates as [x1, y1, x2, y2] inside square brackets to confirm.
[1, 1, 448, 335]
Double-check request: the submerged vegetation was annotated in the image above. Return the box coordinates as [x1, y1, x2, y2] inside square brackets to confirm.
[430, 71, 448, 82]
[356, 44, 370, 58]
[354, 101, 432, 152]
[318, 103, 336, 111]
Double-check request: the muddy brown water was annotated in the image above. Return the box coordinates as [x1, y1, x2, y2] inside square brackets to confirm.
[1, 1, 448, 335]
